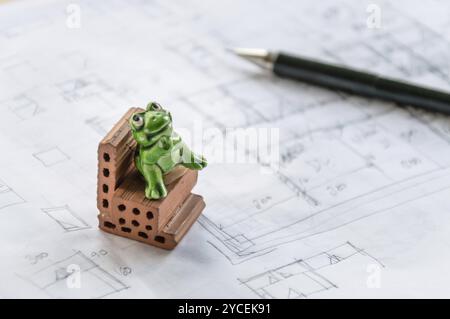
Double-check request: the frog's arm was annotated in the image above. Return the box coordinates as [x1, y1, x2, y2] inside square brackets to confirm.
[158, 135, 173, 150]
[180, 144, 207, 170]
[132, 130, 154, 148]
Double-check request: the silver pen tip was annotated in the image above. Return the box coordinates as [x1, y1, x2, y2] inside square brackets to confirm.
[229, 47, 276, 70]
[231, 47, 270, 58]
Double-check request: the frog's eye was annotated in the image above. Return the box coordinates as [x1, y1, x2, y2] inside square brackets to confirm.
[132, 114, 144, 128]
[146, 102, 163, 112]
[151, 103, 162, 111]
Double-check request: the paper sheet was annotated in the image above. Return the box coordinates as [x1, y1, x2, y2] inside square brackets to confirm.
[1, 0, 450, 298]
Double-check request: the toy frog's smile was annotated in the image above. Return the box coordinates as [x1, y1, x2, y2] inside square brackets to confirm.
[146, 121, 170, 136]
[140, 116, 171, 136]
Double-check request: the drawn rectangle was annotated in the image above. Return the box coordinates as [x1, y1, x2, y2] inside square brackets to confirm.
[33, 147, 69, 167]
[8, 95, 41, 120]
[42, 206, 90, 232]
[0, 184, 25, 210]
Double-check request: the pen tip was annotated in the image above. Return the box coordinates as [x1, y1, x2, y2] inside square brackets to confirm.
[228, 48, 274, 69]
[229, 47, 269, 58]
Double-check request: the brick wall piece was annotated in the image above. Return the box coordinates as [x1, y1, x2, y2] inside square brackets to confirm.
[163, 193, 205, 243]
[99, 192, 205, 250]
[111, 169, 198, 232]
[96, 107, 143, 217]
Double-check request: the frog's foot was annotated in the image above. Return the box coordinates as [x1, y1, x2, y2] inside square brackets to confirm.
[181, 153, 207, 170]
[145, 182, 168, 200]
[153, 181, 168, 199]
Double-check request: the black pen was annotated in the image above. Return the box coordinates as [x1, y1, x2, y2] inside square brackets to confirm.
[232, 48, 450, 115]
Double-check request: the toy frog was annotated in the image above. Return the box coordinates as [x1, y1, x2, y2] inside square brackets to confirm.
[129, 102, 207, 199]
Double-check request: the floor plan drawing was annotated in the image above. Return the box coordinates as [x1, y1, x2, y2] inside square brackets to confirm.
[1, 0, 450, 298]
[239, 242, 384, 298]
[20, 251, 128, 299]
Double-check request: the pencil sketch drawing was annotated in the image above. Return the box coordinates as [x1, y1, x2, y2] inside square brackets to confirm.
[0, 0, 450, 298]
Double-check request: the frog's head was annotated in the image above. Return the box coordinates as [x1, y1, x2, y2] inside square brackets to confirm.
[129, 102, 173, 147]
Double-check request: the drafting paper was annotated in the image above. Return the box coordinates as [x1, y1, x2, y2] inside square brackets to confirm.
[0, 0, 450, 298]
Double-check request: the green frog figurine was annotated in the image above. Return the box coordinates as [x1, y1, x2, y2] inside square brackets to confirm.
[129, 102, 207, 200]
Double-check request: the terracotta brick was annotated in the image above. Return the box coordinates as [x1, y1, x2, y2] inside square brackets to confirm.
[96, 107, 142, 217]
[99, 193, 205, 249]
[112, 169, 198, 232]
[163, 194, 205, 243]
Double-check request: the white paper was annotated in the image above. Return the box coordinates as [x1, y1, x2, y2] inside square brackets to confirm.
[1, 0, 450, 298]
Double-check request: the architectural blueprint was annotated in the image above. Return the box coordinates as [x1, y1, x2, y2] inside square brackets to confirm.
[1, 0, 450, 298]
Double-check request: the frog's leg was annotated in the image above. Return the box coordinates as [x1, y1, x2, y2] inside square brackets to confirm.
[179, 145, 207, 170]
[142, 163, 168, 199]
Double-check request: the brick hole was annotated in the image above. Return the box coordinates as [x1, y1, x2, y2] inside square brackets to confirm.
[138, 232, 148, 239]
[154, 236, 165, 243]
[104, 221, 116, 229]
[118, 204, 126, 211]
[103, 168, 110, 177]
[102, 184, 109, 193]
[132, 220, 140, 227]
[132, 208, 140, 215]
[145, 225, 152, 231]
[102, 199, 109, 208]
[103, 153, 110, 162]
[119, 218, 126, 225]
[146, 211, 154, 220]
[121, 227, 131, 233]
